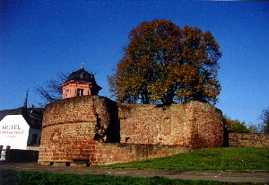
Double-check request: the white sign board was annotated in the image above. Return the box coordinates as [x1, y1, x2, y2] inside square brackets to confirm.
[0, 115, 30, 149]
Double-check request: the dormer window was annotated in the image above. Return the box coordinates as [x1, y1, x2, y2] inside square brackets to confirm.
[77, 89, 84, 96]
[80, 73, 85, 79]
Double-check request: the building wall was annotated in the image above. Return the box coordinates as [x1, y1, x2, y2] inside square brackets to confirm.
[38, 96, 224, 166]
[62, 81, 93, 99]
[229, 133, 269, 148]
[0, 115, 30, 150]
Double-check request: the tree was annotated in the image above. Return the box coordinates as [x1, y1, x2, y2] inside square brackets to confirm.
[261, 108, 269, 134]
[36, 73, 67, 105]
[109, 19, 221, 105]
[223, 116, 251, 133]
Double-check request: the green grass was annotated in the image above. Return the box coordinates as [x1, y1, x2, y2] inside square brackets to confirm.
[0, 170, 263, 185]
[109, 147, 269, 171]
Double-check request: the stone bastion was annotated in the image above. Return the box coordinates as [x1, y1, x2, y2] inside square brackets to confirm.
[38, 96, 223, 166]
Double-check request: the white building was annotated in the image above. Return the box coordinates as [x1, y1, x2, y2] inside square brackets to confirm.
[0, 115, 30, 150]
[0, 107, 43, 151]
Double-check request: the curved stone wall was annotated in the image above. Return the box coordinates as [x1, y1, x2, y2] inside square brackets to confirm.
[38, 96, 118, 165]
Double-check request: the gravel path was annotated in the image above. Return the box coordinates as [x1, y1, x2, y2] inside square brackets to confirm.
[1, 162, 269, 183]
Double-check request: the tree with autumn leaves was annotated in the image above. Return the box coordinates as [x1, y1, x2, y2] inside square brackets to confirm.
[109, 19, 222, 105]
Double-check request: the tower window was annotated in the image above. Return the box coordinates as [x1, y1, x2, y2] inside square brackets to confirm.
[77, 89, 84, 96]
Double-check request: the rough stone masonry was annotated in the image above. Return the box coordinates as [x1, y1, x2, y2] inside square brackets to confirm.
[38, 95, 224, 166]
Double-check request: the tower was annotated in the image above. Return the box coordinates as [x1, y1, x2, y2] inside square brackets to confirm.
[62, 68, 102, 99]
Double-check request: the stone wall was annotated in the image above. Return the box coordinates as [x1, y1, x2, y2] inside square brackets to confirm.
[120, 101, 223, 148]
[90, 142, 188, 165]
[38, 96, 118, 165]
[38, 96, 224, 166]
[186, 102, 224, 148]
[229, 133, 269, 148]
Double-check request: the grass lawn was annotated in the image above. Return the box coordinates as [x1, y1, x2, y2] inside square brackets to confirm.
[109, 147, 269, 171]
[0, 170, 264, 185]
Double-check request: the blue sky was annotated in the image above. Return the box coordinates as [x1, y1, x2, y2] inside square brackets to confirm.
[0, 0, 268, 125]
